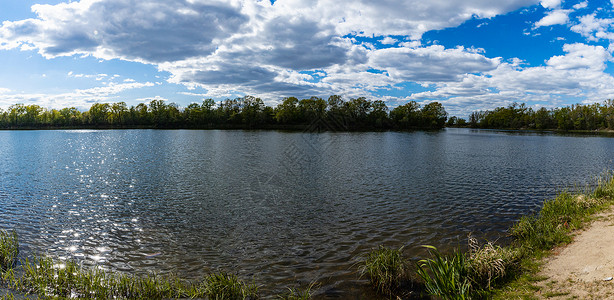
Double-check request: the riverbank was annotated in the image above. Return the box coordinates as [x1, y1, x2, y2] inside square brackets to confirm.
[489, 175, 614, 299]
[359, 173, 614, 299]
[536, 209, 614, 299]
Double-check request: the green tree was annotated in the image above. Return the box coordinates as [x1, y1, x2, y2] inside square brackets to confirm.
[421, 102, 448, 128]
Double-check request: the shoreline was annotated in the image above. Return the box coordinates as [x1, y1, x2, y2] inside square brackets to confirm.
[2, 174, 614, 299]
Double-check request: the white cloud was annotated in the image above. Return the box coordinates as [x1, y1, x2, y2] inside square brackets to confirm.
[275, 0, 540, 39]
[0, 88, 10, 94]
[368, 45, 500, 82]
[546, 43, 611, 70]
[540, 0, 561, 9]
[535, 9, 571, 27]
[570, 14, 614, 41]
[381, 37, 398, 45]
[407, 43, 614, 116]
[0, 0, 248, 62]
[573, 1, 588, 9]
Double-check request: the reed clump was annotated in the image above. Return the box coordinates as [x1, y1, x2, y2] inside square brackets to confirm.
[359, 245, 406, 295]
[277, 282, 318, 300]
[201, 272, 259, 300]
[466, 236, 520, 290]
[415, 245, 471, 299]
[0, 230, 18, 272]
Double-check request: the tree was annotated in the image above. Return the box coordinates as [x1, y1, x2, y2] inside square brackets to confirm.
[88, 103, 110, 125]
[275, 97, 299, 124]
[421, 102, 448, 128]
[390, 101, 421, 128]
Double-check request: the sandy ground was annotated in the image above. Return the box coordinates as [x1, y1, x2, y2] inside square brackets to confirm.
[537, 210, 614, 299]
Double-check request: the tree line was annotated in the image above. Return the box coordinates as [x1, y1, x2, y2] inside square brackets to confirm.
[0, 96, 448, 130]
[467, 100, 614, 131]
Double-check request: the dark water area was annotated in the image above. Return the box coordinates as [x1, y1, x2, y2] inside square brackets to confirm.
[1, 128, 613, 298]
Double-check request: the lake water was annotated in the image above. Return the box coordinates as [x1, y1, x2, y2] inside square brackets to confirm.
[1, 128, 613, 298]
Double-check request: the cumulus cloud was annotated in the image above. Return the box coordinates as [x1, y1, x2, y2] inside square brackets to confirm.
[540, 0, 561, 9]
[407, 43, 614, 116]
[535, 9, 571, 27]
[570, 14, 614, 41]
[275, 0, 540, 39]
[381, 37, 398, 45]
[368, 45, 500, 82]
[1, 0, 248, 62]
[573, 1, 588, 9]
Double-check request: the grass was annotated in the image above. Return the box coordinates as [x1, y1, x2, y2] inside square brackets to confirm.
[359, 245, 406, 295]
[277, 282, 318, 300]
[0, 230, 326, 299]
[201, 272, 259, 300]
[0, 230, 18, 272]
[0, 254, 263, 299]
[0, 242, 265, 299]
[415, 245, 471, 300]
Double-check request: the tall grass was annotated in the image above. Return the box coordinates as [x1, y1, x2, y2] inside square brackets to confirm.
[4, 256, 262, 299]
[201, 272, 259, 300]
[415, 245, 471, 300]
[359, 245, 406, 294]
[278, 282, 318, 300]
[511, 187, 612, 251]
[466, 235, 520, 290]
[0, 241, 262, 299]
[0, 230, 18, 271]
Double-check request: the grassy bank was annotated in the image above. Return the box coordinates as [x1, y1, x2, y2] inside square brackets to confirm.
[361, 173, 614, 299]
[0, 231, 315, 299]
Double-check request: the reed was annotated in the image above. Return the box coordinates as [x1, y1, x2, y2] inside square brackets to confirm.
[277, 282, 318, 300]
[201, 272, 259, 300]
[359, 245, 406, 295]
[0, 230, 18, 271]
[415, 245, 471, 300]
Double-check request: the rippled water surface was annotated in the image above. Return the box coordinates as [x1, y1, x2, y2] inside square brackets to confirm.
[1, 128, 614, 297]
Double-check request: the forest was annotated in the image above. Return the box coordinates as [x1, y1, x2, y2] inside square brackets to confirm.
[0, 95, 448, 130]
[468, 100, 614, 131]
[4, 96, 614, 131]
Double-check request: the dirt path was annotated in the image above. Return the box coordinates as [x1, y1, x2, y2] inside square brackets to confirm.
[537, 210, 614, 299]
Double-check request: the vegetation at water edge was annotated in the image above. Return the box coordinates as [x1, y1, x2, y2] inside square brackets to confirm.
[361, 173, 614, 299]
[0, 95, 447, 130]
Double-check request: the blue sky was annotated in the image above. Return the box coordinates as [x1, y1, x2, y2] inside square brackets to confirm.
[1, 0, 614, 117]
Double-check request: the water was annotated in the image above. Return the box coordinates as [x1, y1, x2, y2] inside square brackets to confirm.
[1, 128, 613, 297]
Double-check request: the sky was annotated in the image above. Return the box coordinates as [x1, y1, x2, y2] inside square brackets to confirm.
[1, 0, 614, 117]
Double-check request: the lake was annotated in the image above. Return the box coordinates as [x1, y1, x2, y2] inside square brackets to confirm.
[1, 128, 613, 298]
